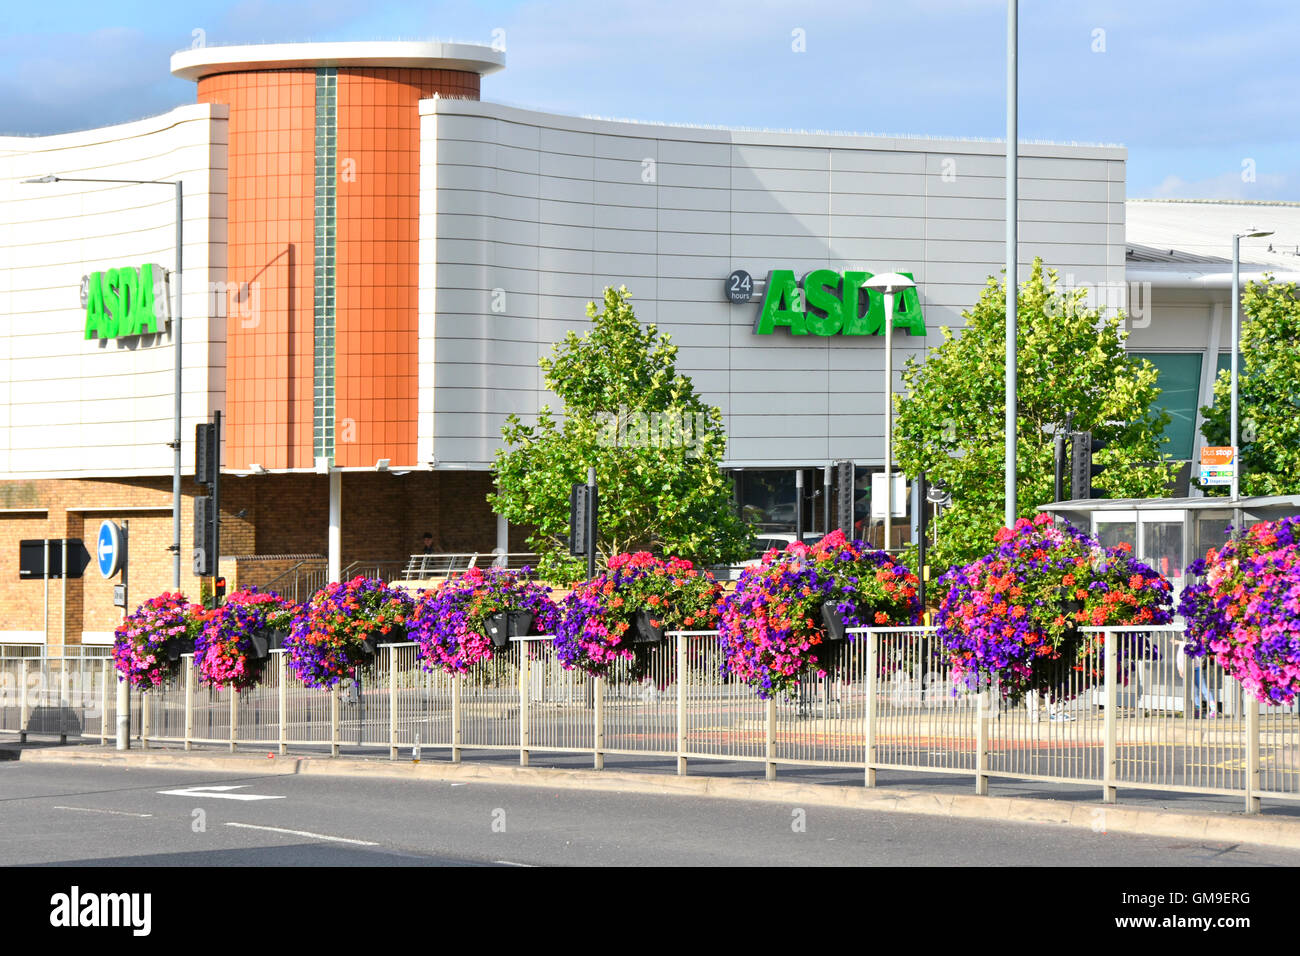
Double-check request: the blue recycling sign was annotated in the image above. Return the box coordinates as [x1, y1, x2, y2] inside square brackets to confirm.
[97, 520, 124, 579]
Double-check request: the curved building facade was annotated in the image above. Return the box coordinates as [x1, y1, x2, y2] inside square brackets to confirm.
[11, 39, 1246, 654]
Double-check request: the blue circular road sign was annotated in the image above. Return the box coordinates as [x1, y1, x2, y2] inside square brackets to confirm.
[97, 520, 124, 579]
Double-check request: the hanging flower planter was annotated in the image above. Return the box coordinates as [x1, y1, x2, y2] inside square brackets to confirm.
[718, 531, 920, 700]
[631, 609, 666, 644]
[484, 609, 536, 648]
[819, 603, 849, 643]
[113, 592, 207, 690]
[555, 553, 723, 679]
[283, 577, 414, 689]
[165, 636, 197, 663]
[195, 588, 298, 691]
[409, 567, 557, 675]
[1179, 516, 1300, 705]
[935, 514, 1173, 703]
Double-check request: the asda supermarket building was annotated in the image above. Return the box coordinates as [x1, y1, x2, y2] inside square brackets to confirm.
[3, 39, 1263, 655]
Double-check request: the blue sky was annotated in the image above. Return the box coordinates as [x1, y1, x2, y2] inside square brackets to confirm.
[2, 0, 1296, 200]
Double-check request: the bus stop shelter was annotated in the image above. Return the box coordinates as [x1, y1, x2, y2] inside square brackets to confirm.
[1037, 494, 1300, 598]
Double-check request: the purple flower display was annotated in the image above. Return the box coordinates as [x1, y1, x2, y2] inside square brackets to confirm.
[282, 576, 414, 689]
[936, 514, 1173, 703]
[717, 531, 921, 699]
[408, 566, 559, 675]
[1178, 517, 1300, 704]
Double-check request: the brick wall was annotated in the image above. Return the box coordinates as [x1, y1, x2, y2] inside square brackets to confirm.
[0, 469, 512, 650]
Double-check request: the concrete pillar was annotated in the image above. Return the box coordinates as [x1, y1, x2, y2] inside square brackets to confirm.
[328, 468, 342, 583]
[495, 513, 508, 565]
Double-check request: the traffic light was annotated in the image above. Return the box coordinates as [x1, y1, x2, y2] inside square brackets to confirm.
[214, 576, 227, 603]
[195, 422, 218, 485]
[194, 495, 215, 575]
[1069, 430, 1092, 500]
[569, 483, 594, 557]
[836, 460, 854, 535]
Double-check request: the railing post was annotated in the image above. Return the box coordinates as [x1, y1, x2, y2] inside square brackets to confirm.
[1103, 628, 1118, 804]
[184, 658, 194, 752]
[116, 674, 130, 751]
[141, 688, 150, 750]
[389, 645, 399, 760]
[865, 629, 878, 788]
[330, 683, 340, 757]
[451, 675, 462, 763]
[518, 641, 530, 767]
[1246, 695, 1261, 815]
[593, 675, 605, 770]
[975, 684, 990, 796]
[676, 633, 687, 776]
[229, 685, 238, 753]
[19, 659, 31, 744]
[277, 652, 287, 756]
[100, 661, 109, 746]
[765, 696, 776, 781]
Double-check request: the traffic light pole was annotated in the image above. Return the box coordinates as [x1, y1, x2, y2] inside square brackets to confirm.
[212, 410, 221, 603]
[586, 466, 597, 580]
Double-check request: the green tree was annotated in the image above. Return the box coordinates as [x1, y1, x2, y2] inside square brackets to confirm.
[894, 258, 1174, 571]
[490, 286, 753, 580]
[1199, 275, 1300, 496]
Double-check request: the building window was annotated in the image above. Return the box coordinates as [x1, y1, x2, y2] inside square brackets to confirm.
[313, 68, 338, 460]
[1133, 352, 1201, 461]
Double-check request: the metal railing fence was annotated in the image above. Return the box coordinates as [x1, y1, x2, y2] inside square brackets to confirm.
[8, 625, 1298, 813]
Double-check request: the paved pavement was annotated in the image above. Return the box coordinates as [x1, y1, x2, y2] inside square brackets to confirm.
[4, 757, 1299, 867]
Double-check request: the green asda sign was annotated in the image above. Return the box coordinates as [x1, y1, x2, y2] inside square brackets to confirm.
[84, 263, 169, 340]
[755, 269, 925, 337]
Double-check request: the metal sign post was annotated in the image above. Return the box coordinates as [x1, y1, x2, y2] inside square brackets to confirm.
[115, 520, 130, 751]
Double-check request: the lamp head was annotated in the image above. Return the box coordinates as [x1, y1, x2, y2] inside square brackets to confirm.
[22, 174, 59, 184]
[861, 272, 916, 293]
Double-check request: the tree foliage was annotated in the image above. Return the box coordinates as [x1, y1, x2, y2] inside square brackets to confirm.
[1199, 275, 1300, 496]
[894, 258, 1174, 571]
[490, 287, 753, 580]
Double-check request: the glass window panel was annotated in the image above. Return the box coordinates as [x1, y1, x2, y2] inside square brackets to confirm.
[1194, 512, 1233, 563]
[1142, 520, 1185, 582]
[1096, 520, 1136, 553]
[1132, 352, 1201, 460]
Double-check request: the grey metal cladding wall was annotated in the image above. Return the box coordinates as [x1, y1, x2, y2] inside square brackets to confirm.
[427, 100, 1126, 468]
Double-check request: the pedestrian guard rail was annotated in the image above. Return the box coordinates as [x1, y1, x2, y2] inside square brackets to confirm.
[3, 625, 1296, 813]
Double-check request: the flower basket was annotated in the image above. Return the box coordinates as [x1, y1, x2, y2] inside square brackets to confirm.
[935, 514, 1173, 703]
[555, 553, 723, 680]
[819, 603, 848, 643]
[165, 636, 197, 663]
[283, 577, 414, 689]
[1179, 516, 1300, 705]
[631, 609, 666, 644]
[113, 592, 207, 690]
[485, 609, 535, 648]
[195, 588, 298, 691]
[409, 567, 557, 675]
[718, 531, 920, 699]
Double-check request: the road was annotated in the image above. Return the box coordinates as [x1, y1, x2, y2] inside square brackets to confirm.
[2, 760, 1298, 867]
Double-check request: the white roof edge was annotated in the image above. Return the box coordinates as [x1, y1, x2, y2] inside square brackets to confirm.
[420, 98, 1127, 158]
[171, 41, 504, 82]
[1126, 266, 1300, 289]
[0, 101, 224, 149]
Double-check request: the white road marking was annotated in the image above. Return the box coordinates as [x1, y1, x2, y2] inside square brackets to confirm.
[158, 785, 286, 802]
[224, 822, 379, 846]
[54, 806, 153, 818]
[494, 860, 534, 867]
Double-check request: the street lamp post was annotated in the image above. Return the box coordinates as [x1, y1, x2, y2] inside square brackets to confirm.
[24, 174, 184, 588]
[1005, 0, 1019, 529]
[862, 272, 916, 552]
[1230, 228, 1273, 533]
